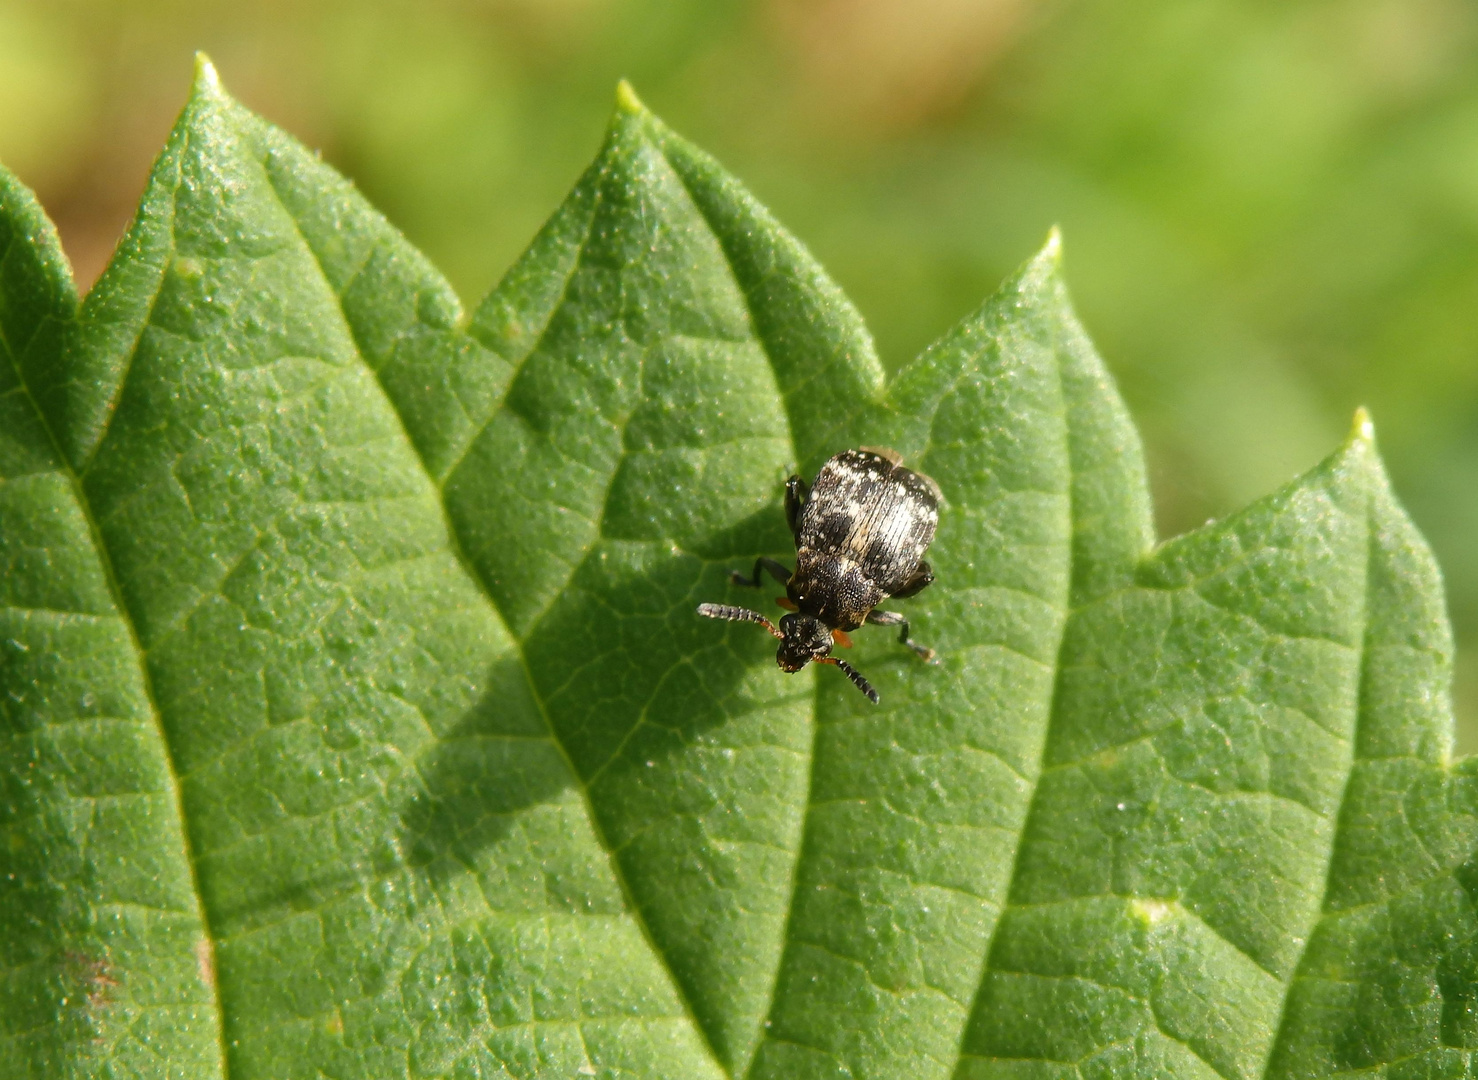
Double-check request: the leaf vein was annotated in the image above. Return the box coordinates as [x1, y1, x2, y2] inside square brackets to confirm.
[256, 149, 733, 1078]
[437, 162, 605, 489]
[0, 153, 230, 1074]
[76, 131, 187, 475]
[943, 291, 1100, 1079]
[1257, 488, 1376, 1078]
[657, 129, 820, 1080]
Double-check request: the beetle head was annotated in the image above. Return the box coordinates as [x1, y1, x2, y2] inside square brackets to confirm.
[696, 602, 879, 703]
[776, 613, 833, 672]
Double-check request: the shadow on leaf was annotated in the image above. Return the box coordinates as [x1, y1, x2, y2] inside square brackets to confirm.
[400, 504, 811, 898]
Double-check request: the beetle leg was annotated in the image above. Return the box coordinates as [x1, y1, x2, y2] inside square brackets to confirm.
[730, 557, 792, 590]
[784, 475, 810, 540]
[866, 609, 937, 663]
[889, 561, 934, 599]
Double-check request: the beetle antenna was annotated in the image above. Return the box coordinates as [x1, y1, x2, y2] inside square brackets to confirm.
[819, 657, 880, 704]
[697, 603, 784, 641]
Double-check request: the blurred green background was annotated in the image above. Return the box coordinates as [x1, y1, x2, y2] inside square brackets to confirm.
[2, 0, 1476, 746]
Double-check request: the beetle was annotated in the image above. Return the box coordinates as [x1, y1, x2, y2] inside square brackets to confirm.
[697, 447, 940, 703]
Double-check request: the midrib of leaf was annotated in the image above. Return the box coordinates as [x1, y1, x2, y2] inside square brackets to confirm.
[1255, 491, 1374, 1079]
[440, 92, 888, 1073]
[730, 240, 1116, 1080]
[0, 201, 229, 1072]
[656, 134, 821, 1080]
[432, 89, 875, 1076]
[952, 427, 1391, 1079]
[442, 121, 847, 1077]
[253, 107, 739, 1079]
[1258, 453, 1474, 1078]
[932, 334, 1072, 1080]
[897, 271, 1099, 1080]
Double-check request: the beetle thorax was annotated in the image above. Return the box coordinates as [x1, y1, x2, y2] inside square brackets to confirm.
[789, 550, 881, 630]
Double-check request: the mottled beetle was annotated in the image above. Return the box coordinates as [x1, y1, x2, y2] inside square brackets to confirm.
[698, 447, 940, 703]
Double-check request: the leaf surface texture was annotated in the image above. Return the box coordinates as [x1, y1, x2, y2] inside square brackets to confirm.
[1, 63, 1474, 1080]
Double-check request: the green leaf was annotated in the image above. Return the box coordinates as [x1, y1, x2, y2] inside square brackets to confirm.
[3, 58, 1475, 1080]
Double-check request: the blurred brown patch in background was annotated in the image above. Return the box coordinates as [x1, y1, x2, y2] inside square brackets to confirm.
[768, 0, 1027, 131]
[4, 0, 1478, 745]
